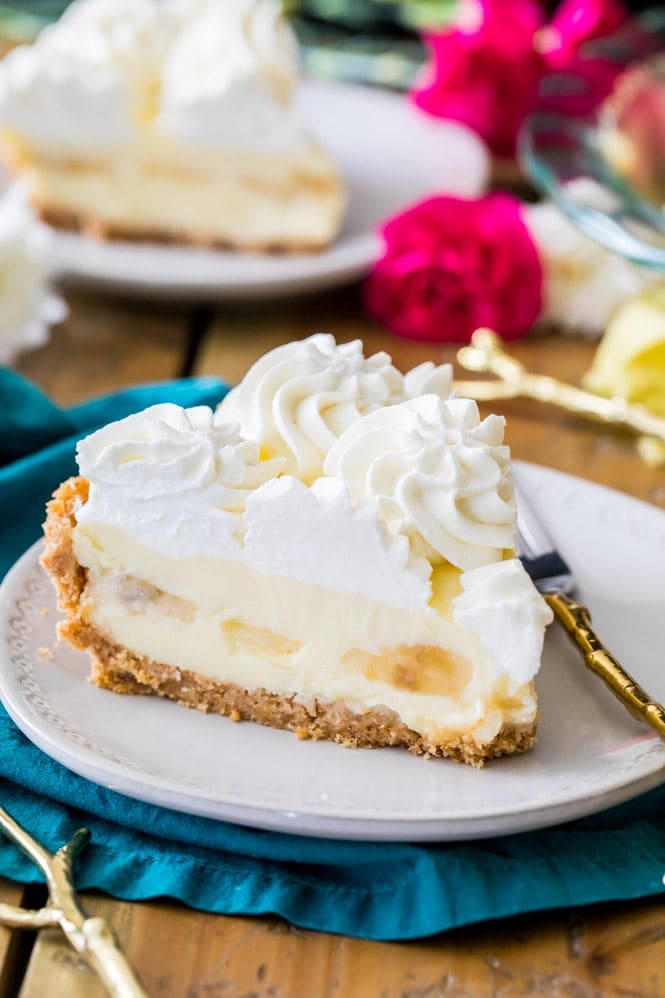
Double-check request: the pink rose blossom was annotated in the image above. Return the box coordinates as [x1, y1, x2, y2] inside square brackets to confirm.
[412, 0, 545, 158]
[541, 0, 628, 69]
[536, 0, 628, 115]
[413, 0, 631, 154]
[365, 194, 543, 344]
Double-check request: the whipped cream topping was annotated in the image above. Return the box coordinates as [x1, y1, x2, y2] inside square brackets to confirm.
[324, 394, 516, 572]
[159, 0, 306, 153]
[0, 0, 307, 156]
[0, 0, 149, 151]
[75, 399, 430, 610]
[216, 334, 454, 483]
[77, 403, 283, 557]
[453, 559, 553, 685]
[243, 476, 431, 610]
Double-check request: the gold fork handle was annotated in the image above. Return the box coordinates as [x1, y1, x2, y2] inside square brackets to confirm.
[80, 918, 148, 998]
[546, 592, 665, 740]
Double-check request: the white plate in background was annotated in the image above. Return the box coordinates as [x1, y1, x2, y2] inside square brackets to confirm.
[50, 80, 489, 301]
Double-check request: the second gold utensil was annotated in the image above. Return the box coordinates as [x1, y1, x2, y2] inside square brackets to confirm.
[0, 807, 147, 997]
[456, 328, 665, 451]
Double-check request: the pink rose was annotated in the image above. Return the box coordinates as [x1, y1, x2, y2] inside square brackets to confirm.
[542, 0, 628, 69]
[412, 0, 545, 158]
[365, 194, 543, 344]
[412, 0, 632, 154]
[536, 0, 628, 116]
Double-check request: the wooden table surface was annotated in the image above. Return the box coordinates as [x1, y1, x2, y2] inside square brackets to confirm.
[6, 284, 665, 997]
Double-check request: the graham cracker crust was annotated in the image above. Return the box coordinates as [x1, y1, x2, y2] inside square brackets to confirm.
[36, 204, 331, 254]
[41, 477, 537, 766]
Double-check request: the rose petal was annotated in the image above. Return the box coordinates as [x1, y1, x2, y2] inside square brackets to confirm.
[366, 194, 543, 345]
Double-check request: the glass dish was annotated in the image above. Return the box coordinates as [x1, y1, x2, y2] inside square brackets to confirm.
[520, 10, 665, 270]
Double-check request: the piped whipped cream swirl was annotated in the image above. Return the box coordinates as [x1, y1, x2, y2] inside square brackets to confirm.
[77, 403, 283, 557]
[0, 0, 305, 156]
[324, 395, 516, 571]
[216, 334, 454, 483]
[159, 0, 305, 152]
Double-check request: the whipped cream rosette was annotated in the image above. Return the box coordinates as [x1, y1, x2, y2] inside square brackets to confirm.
[77, 403, 284, 558]
[217, 334, 454, 482]
[324, 394, 516, 571]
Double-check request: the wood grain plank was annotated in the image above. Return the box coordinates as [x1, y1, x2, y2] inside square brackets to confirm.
[14, 290, 193, 407]
[19, 927, 107, 998]
[0, 880, 44, 996]
[19, 893, 665, 997]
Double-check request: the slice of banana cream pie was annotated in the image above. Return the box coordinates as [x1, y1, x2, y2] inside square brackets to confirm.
[42, 335, 552, 765]
[0, 0, 344, 251]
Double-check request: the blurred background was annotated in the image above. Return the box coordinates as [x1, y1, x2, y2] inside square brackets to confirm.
[0, 0, 656, 90]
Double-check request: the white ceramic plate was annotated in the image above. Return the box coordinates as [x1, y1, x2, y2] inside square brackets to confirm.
[2, 462, 665, 842]
[50, 80, 489, 300]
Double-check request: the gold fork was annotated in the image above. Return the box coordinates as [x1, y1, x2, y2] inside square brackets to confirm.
[455, 328, 665, 452]
[0, 806, 146, 997]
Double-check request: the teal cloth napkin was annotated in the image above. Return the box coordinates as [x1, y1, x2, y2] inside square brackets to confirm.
[1, 369, 665, 941]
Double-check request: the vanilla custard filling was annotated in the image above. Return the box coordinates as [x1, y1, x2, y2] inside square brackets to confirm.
[73, 522, 537, 746]
[7, 142, 342, 245]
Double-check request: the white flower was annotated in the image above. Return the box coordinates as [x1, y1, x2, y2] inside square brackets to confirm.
[0, 182, 66, 365]
[524, 179, 663, 338]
